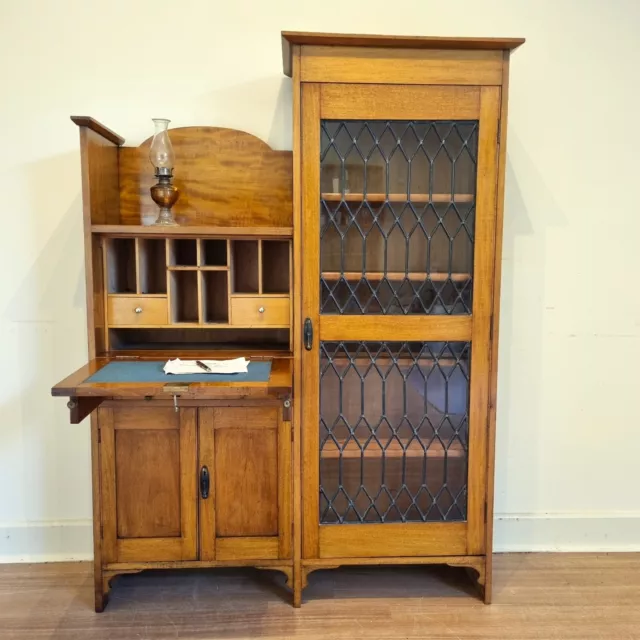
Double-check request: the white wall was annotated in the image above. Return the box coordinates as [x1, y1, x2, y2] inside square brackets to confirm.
[1, 0, 639, 561]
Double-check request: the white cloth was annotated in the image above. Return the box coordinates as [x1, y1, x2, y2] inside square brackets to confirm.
[163, 357, 249, 375]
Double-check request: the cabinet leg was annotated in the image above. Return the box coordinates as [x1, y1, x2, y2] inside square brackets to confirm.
[94, 568, 108, 613]
[484, 554, 493, 604]
[292, 561, 302, 608]
[461, 560, 486, 603]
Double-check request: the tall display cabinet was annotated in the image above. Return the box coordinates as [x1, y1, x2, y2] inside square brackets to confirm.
[283, 32, 523, 603]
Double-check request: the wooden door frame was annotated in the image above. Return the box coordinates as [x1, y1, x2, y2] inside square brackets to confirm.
[300, 82, 501, 560]
[199, 406, 292, 561]
[100, 406, 198, 563]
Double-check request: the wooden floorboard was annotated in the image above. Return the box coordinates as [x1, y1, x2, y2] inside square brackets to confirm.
[0, 554, 639, 639]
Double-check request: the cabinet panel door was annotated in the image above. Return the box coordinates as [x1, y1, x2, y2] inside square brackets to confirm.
[301, 83, 500, 559]
[199, 406, 291, 561]
[215, 427, 278, 537]
[100, 405, 197, 563]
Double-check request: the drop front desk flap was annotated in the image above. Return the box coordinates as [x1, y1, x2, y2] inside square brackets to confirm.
[52, 357, 292, 423]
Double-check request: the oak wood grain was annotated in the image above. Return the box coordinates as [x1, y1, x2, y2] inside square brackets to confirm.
[466, 87, 500, 556]
[68, 396, 103, 424]
[278, 406, 292, 561]
[214, 410, 279, 538]
[300, 46, 504, 86]
[290, 43, 304, 608]
[89, 415, 104, 611]
[319, 315, 472, 341]
[99, 406, 198, 563]
[92, 225, 293, 237]
[115, 428, 181, 538]
[319, 522, 467, 558]
[71, 115, 125, 146]
[75, 121, 121, 356]
[215, 537, 279, 561]
[485, 52, 513, 604]
[320, 84, 480, 120]
[107, 295, 168, 326]
[119, 127, 292, 227]
[230, 296, 290, 327]
[198, 408, 216, 561]
[300, 83, 321, 560]
[282, 31, 526, 75]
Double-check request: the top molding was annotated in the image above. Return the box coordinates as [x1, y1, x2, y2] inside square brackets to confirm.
[71, 116, 125, 146]
[281, 31, 525, 76]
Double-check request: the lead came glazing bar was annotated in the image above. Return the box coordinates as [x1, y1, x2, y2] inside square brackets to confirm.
[319, 341, 470, 524]
[319, 120, 478, 316]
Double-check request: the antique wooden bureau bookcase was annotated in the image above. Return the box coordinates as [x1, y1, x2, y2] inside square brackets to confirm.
[53, 31, 523, 610]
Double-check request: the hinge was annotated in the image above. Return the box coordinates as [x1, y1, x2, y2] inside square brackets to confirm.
[497, 120, 502, 146]
[97, 426, 101, 444]
[100, 523, 104, 539]
[282, 395, 292, 422]
[484, 500, 488, 524]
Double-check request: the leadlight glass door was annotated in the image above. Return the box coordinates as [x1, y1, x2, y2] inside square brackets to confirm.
[301, 84, 501, 559]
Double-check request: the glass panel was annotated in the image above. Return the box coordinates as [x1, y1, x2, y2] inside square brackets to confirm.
[319, 341, 470, 524]
[320, 120, 478, 315]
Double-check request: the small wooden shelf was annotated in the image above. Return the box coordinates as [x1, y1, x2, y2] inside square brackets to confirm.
[321, 193, 474, 204]
[321, 438, 465, 459]
[107, 293, 167, 298]
[230, 293, 290, 299]
[92, 225, 293, 238]
[107, 324, 291, 329]
[322, 271, 472, 282]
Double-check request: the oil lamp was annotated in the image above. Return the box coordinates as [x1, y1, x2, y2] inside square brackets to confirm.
[149, 118, 179, 226]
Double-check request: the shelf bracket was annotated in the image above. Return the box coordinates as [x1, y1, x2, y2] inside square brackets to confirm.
[67, 397, 104, 424]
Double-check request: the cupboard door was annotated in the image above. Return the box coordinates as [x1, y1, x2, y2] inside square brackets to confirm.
[100, 405, 197, 563]
[199, 407, 291, 561]
[301, 83, 500, 558]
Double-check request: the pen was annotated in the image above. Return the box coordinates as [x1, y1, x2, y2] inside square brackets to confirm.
[195, 360, 212, 373]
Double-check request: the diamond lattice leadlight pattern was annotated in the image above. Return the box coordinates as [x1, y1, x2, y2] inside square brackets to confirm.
[319, 341, 470, 524]
[320, 120, 478, 315]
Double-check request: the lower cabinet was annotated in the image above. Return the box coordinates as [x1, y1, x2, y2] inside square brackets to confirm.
[199, 407, 291, 561]
[98, 402, 290, 565]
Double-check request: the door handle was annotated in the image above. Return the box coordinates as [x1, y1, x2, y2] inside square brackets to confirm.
[200, 466, 210, 499]
[304, 318, 313, 351]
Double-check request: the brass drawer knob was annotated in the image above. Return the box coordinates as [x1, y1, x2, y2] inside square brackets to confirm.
[258, 306, 265, 314]
[135, 306, 143, 314]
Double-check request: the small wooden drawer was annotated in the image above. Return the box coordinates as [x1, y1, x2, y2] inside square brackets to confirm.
[107, 296, 168, 326]
[230, 297, 289, 327]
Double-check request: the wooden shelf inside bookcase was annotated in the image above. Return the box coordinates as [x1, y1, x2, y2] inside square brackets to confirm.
[321, 438, 465, 459]
[92, 225, 292, 238]
[321, 193, 474, 204]
[322, 271, 472, 282]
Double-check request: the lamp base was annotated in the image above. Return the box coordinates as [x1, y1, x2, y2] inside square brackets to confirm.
[153, 207, 179, 226]
[150, 172, 180, 226]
